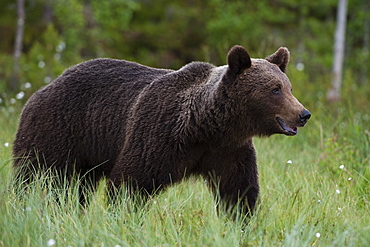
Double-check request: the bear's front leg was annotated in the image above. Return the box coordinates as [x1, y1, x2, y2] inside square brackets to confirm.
[203, 140, 259, 214]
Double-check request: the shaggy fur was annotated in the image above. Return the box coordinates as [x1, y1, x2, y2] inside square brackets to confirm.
[13, 45, 310, 212]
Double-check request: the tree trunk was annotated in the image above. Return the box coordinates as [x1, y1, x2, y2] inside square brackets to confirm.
[360, 1, 369, 85]
[43, 3, 53, 23]
[10, 0, 25, 92]
[327, 0, 348, 102]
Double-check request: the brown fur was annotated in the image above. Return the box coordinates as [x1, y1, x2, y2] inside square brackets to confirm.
[13, 45, 310, 212]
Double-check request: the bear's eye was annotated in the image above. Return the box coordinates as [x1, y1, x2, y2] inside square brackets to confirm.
[272, 88, 281, 94]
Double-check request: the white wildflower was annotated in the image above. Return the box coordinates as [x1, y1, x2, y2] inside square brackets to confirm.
[24, 82, 32, 89]
[56, 41, 66, 52]
[44, 77, 52, 84]
[47, 239, 56, 246]
[4, 143, 9, 147]
[54, 53, 61, 61]
[339, 165, 344, 170]
[10, 98, 16, 104]
[16, 91, 25, 100]
[348, 177, 352, 181]
[38, 61, 45, 69]
[296, 63, 305, 71]
[286, 160, 293, 164]
[315, 232, 321, 238]
[335, 189, 340, 194]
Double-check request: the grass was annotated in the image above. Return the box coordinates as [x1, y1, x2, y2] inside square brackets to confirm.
[0, 95, 369, 246]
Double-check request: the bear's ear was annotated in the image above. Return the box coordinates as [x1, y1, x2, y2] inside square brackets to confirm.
[265, 47, 290, 73]
[227, 45, 252, 76]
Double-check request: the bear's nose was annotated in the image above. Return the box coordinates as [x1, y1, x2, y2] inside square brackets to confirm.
[299, 110, 311, 124]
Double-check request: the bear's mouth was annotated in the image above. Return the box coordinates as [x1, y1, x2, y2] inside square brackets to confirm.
[276, 117, 298, 136]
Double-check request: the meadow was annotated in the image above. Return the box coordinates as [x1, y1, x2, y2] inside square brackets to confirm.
[1, 0, 369, 245]
[0, 84, 369, 246]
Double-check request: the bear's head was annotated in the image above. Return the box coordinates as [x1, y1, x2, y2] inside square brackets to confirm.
[224, 45, 311, 137]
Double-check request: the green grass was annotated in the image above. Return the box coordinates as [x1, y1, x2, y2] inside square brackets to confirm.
[0, 99, 369, 246]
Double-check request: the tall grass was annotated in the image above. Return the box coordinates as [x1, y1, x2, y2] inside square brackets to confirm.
[0, 92, 369, 246]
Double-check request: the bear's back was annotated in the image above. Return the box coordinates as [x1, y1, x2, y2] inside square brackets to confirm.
[13, 58, 173, 174]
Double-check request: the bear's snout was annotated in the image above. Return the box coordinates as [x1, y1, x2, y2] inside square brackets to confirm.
[276, 108, 311, 136]
[299, 110, 311, 125]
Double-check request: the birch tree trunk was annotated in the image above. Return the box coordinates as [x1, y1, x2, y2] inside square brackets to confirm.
[10, 0, 25, 91]
[327, 0, 348, 102]
[361, 1, 369, 85]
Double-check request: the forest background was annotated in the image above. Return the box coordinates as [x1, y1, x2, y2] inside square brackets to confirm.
[0, 0, 369, 246]
[0, 0, 368, 98]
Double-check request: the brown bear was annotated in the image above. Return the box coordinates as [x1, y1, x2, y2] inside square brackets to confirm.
[13, 45, 310, 212]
